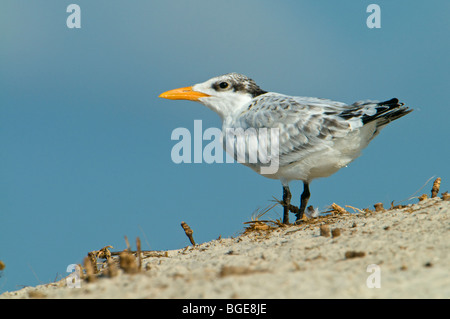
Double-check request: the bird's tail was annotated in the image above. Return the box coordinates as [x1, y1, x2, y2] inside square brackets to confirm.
[362, 98, 413, 127]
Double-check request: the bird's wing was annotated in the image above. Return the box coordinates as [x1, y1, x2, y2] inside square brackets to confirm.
[232, 93, 397, 167]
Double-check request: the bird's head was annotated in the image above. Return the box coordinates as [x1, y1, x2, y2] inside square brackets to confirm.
[159, 73, 267, 119]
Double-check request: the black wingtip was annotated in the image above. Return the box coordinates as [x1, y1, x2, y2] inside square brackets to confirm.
[379, 98, 401, 107]
[359, 98, 412, 125]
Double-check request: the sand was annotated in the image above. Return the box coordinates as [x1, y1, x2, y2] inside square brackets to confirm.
[1, 196, 449, 299]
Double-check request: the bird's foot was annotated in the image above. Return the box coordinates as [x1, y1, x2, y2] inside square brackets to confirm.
[294, 211, 304, 224]
[285, 203, 302, 225]
[275, 198, 299, 213]
[285, 204, 299, 214]
[274, 197, 303, 224]
[293, 219, 303, 225]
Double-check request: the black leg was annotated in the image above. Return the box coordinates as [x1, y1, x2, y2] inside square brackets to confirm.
[282, 185, 292, 224]
[296, 182, 310, 221]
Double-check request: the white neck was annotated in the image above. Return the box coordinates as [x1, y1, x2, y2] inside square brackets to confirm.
[197, 93, 253, 120]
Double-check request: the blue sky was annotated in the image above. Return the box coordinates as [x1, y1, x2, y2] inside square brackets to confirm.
[1, 1, 449, 293]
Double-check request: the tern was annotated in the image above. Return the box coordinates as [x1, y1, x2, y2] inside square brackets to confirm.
[159, 73, 412, 224]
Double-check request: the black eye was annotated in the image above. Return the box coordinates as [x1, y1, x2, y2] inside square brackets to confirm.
[219, 82, 229, 89]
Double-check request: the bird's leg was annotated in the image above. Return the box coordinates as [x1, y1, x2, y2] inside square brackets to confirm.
[296, 182, 310, 221]
[282, 185, 292, 224]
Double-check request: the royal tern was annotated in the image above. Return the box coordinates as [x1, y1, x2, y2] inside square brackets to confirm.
[159, 73, 412, 224]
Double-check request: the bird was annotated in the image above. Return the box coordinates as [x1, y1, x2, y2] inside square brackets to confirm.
[159, 73, 412, 224]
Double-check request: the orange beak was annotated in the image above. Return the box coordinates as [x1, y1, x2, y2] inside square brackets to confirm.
[158, 86, 210, 101]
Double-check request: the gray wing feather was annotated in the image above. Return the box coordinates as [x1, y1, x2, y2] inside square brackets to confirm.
[233, 93, 355, 166]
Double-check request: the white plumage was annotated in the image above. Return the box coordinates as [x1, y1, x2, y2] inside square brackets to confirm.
[159, 73, 412, 224]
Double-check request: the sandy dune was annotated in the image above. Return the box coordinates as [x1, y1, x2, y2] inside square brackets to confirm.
[1, 196, 449, 299]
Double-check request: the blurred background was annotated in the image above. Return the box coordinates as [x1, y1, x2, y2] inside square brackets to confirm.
[1, 0, 449, 293]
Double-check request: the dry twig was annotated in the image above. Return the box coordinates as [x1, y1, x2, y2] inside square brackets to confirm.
[243, 204, 284, 233]
[431, 177, 441, 198]
[331, 203, 348, 215]
[83, 256, 97, 282]
[136, 237, 142, 271]
[119, 251, 139, 274]
[124, 236, 131, 251]
[105, 260, 118, 278]
[373, 203, 384, 212]
[345, 205, 366, 214]
[442, 191, 450, 201]
[181, 221, 196, 246]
